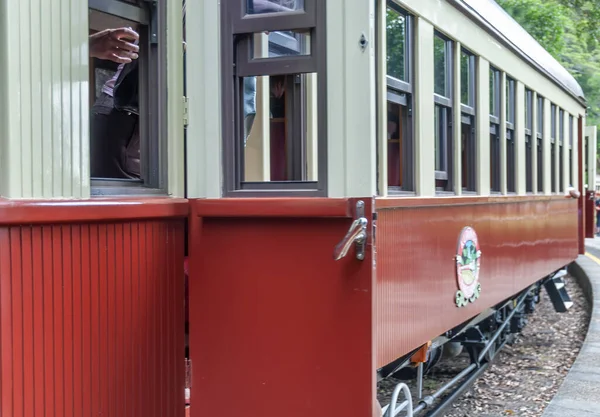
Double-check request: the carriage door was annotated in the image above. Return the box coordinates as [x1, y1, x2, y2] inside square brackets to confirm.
[584, 125, 597, 238]
[185, 1, 378, 417]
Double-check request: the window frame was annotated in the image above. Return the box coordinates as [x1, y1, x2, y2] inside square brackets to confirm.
[569, 114, 574, 186]
[559, 108, 564, 192]
[550, 103, 557, 193]
[536, 94, 544, 192]
[221, 0, 328, 196]
[525, 88, 533, 193]
[433, 31, 454, 191]
[89, 0, 168, 196]
[489, 66, 501, 192]
[385, 2, 414, 193]
[460, 47, 476, 192]
[505, 76, 516, 193]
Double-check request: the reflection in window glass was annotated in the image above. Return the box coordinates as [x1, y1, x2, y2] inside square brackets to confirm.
[489, 70, 495, 115]
[434, 36, 447, 96]
[461, 52, 470, 105]
[386, 7, 406, 81]
[251, 31, 311, 58]
[434, 105, 446, 171]
[246, 0, 303, 14]
[242, 73, 318, 182]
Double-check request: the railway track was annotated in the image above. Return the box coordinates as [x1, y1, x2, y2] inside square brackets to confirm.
[376, 273, 590, 417]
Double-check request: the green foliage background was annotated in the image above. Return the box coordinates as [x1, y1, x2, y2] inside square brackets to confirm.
[497, 0, 600, 147]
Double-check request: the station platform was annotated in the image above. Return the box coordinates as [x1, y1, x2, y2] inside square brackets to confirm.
[542, 238, 600, 416]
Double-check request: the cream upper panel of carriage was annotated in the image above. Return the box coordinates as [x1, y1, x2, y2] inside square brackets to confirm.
[395, 0, 585, 116]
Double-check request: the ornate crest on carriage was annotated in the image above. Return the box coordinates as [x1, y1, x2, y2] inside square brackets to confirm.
[455, 226, 482, 308]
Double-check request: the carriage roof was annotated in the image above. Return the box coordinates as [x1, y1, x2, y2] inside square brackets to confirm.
[455, 0, 585, 101]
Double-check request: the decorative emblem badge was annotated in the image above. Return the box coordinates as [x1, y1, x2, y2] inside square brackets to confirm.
[455, 227, 482, 308]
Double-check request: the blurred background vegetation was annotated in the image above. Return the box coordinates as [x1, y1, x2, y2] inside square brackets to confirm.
[497, 0, 600, 147]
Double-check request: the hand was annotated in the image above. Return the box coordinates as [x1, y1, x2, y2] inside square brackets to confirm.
[90, 27, 140, 64]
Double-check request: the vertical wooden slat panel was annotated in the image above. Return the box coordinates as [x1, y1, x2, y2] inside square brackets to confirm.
[63, 226, 74, 417]
[32, 227, 45, 417]
[43, 227, 56, 417]
[10, 228, 24, 417]
[0, 228, 13, 416]
[0, 218, 185, 417]
[52, 225, 65, 417]
[22, 228, 34, 417]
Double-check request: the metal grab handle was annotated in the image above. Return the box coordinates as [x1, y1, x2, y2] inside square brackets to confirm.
[333, 217, 367, 261]
[333, 201, 368, 261]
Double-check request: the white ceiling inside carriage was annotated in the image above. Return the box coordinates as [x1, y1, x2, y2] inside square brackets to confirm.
[454, 0, 585, 101]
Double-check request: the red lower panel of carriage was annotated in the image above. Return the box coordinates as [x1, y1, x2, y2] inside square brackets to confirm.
[188, 198, 375, 417]
[187, 195, 577, 417]
[373, 195, 578, 367]
[0, 198, 187, 417]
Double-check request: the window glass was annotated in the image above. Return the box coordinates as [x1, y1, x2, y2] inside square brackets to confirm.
[460, 51, 472, 106]
[386, 7, 406, 82]
[434, 36, 447, 97]
[246, 0, 304, 14]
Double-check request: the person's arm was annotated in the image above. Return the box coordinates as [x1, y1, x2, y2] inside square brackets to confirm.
[90, 27, 140, 64]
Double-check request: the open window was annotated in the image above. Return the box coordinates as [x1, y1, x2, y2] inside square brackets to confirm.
[385, 3, 414, 192]
[221, 0, 326, 196]
[537, 95, 544, 192]
[460, 48, 476, 192]
[434, 32, 454, 193]
[505, 76, 516, 193]
[550, 103, 557, 193]
[525, 88, 533, 193]
[89, 0, 168, 195]
[490, 67, 501, 192]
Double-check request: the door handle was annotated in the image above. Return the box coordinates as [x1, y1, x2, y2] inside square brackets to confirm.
[333, 201, 368, 261]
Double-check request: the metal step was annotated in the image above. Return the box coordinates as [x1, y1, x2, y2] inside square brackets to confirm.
[544, 269, 573, 313]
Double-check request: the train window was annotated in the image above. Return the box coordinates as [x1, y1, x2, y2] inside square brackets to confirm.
[490, 68, 501, 192]
[525, 89, 533, 193]
[386, 4, 414, 192]
[461, 49, 476, 192]
[559, 109, 565, 192]
[569, 115, 574, 187]
[88, 0, 167, 195]
[221, 0, 326, 195]
[506, 77, 516, 193]
[434, 32, 453, 192]
[551, 104, 557, 193]
[537, 95, 544, 192]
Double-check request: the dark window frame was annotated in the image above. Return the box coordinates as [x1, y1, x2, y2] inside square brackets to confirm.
[506, 76, 515, 193]
[569, 115, 574, 186]
[89, 0, 168, 196]
[384, 2, 414, 193]
[460, 47, 476, 192]
[434, 31, 454, 192]
[489, 67, 500, 192]
[525, 88, 533, 192]
[221, 0, 328, 196]
[559, 108, 564, 192]
[537, 94, 544, 192]
[550, 103, 557, 192]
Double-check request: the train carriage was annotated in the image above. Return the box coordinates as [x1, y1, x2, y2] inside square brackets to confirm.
[0, 0, 596, 417]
